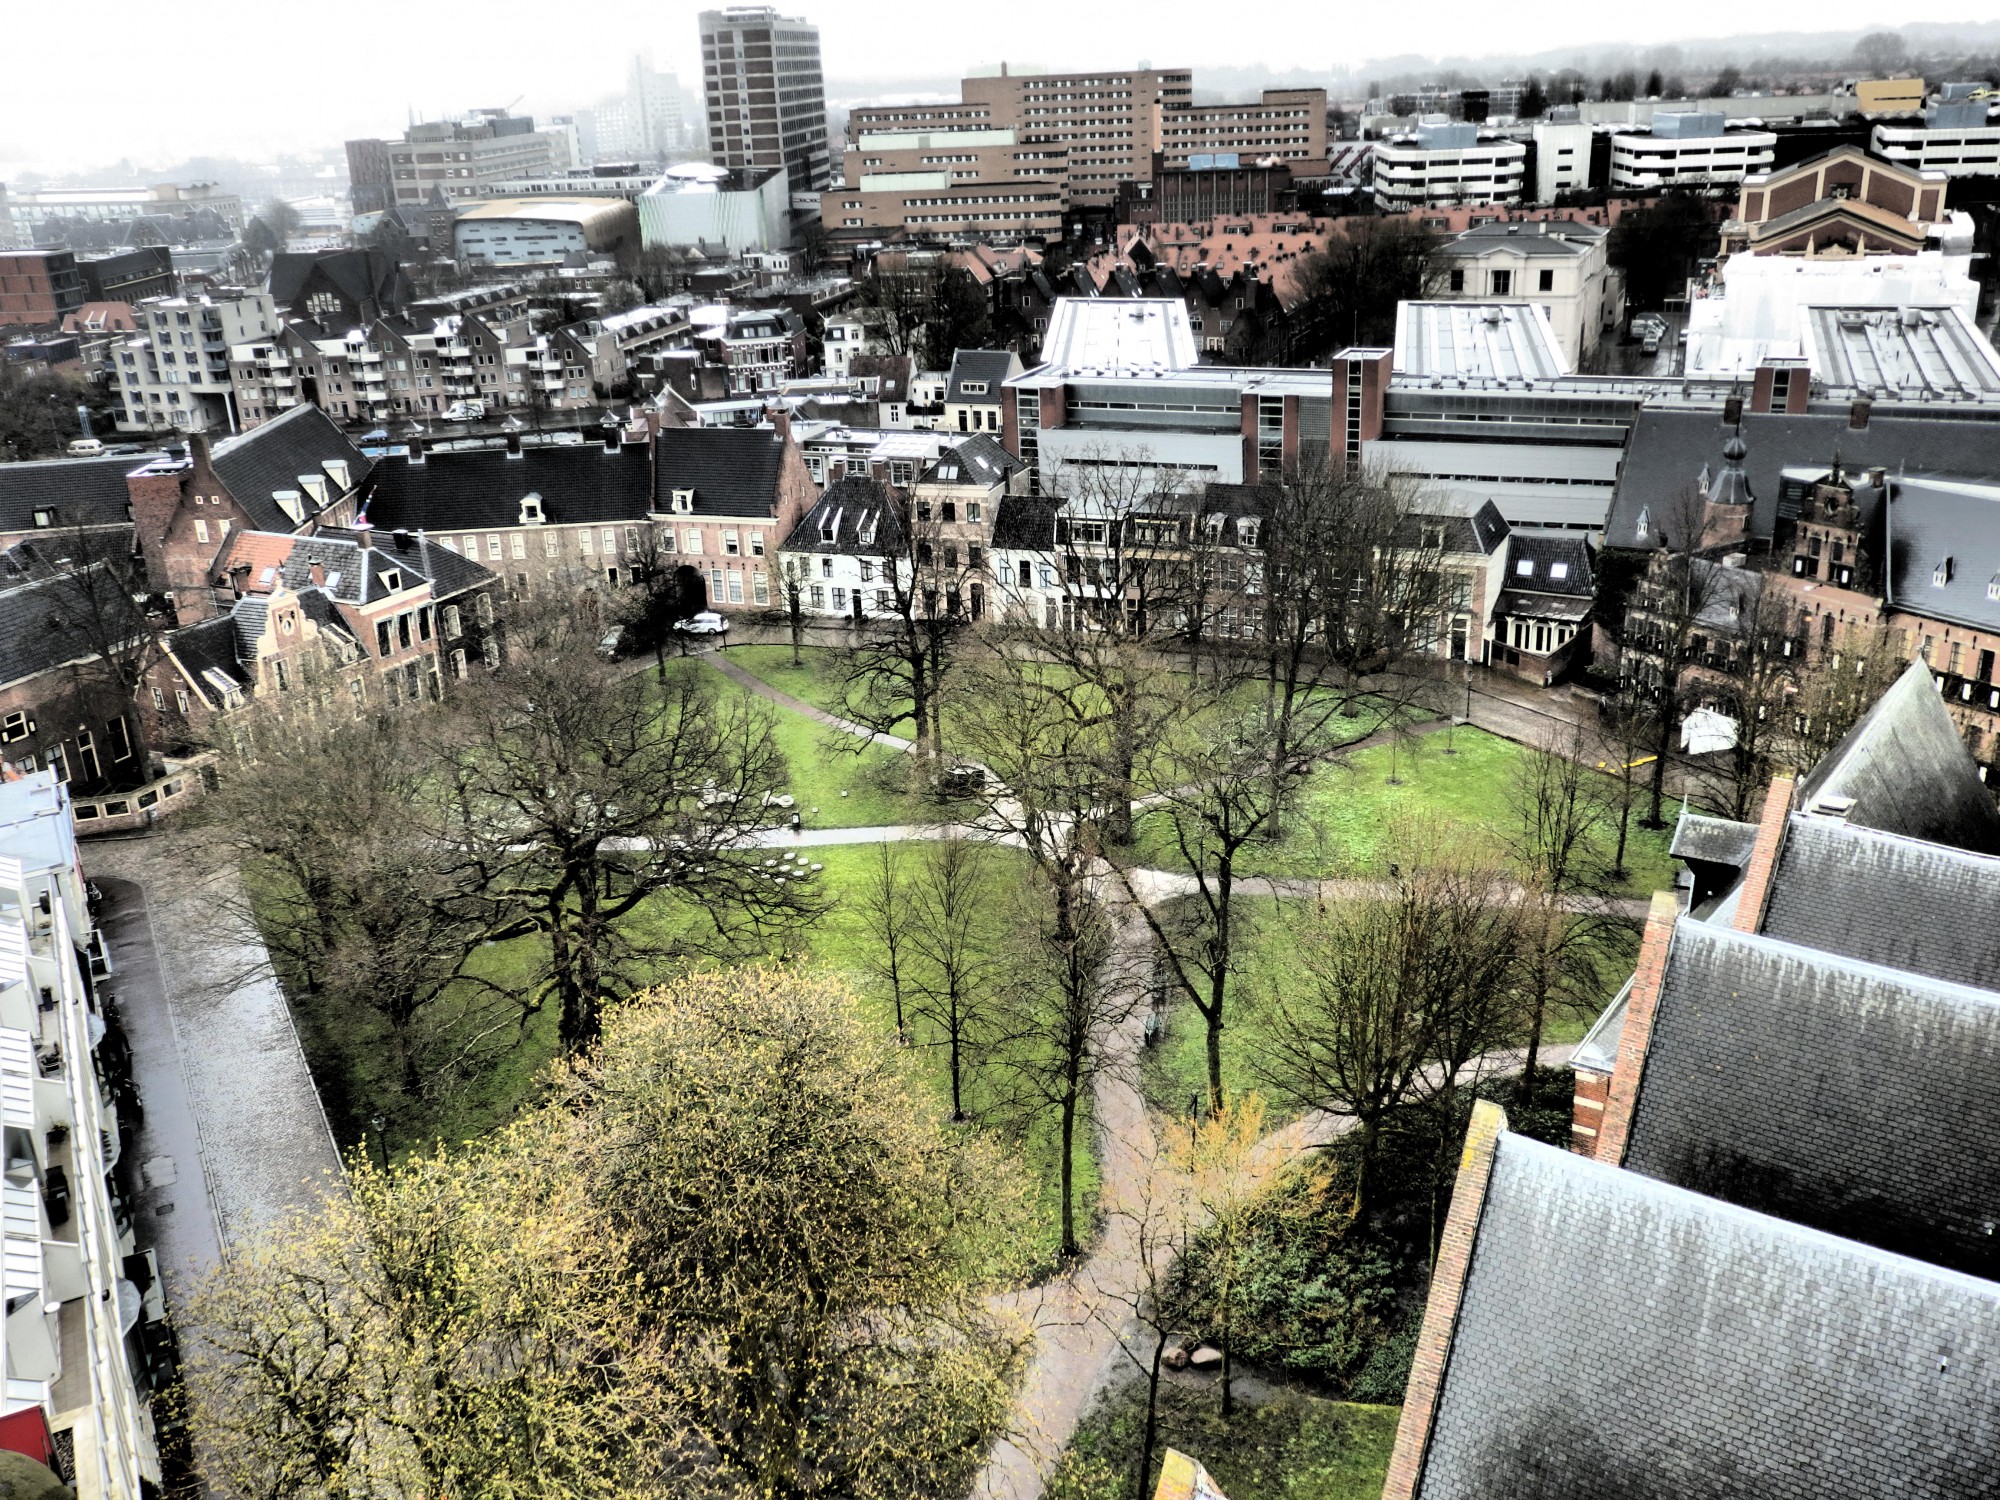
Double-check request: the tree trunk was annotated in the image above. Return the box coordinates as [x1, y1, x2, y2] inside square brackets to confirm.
[1136, 1332, 1168, 1500]
[1057, 1083, 1078, 1259]
[947, 999, 964, 1122]
[1644, 686, 1673, 828]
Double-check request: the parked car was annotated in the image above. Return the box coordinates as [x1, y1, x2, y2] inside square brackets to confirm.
[441, 401, 486, 421]
[596, 627, 625, 660]
[676, 611, 729, 636]
[66, 438, 104, 457]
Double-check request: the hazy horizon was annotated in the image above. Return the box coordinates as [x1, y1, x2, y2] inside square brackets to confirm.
[3, 0, 1997, 182]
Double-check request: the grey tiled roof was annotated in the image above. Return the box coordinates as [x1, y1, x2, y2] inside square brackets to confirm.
[779, 476, 903, 558]
[1416, 1134, 2000, 1499]
[1668, 811, 1757, 868]
[211, 406, 374, 533]
[0, 568, 141, 690]
[1884, 476, 2000, 634]
[1603, 405, 2000, 549]
[1503, 532, 1593, 596]
[364, 442, 654, 531]
[989, 494, 1059, 552]
[1763, 814, 2000, 988]
[0, 452, 159, 537]
[945, 349, 1016, 405]
[921, 433, 1019, 488]
[1623, 919, 2000, 1277]
[1794, 660, 2000, 854]
[656, 427, 790, 518]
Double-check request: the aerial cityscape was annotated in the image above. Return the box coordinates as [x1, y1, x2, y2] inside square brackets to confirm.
[4, 4, 2000, 1496]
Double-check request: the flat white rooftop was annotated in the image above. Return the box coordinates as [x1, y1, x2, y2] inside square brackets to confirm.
[1038, 298, 1199, 376]
[1394, 301, 1572, 382]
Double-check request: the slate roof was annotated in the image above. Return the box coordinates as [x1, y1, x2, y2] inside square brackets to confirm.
[283, 528, 495, 607]
[990, 494, 1060, 552]
[1668, 811, 1757, 868]
[1762, 814, 2000, 988]
[945, 349, 1016, 405]
[1416, 1133, 2000, 1499]
[0, 568, 142, 689]
[1603, 405, 2000, 549]
[780, 476, 904, 558]
[165, 614, 248, 697]
[1622, 919, 2000, 1277]
[364, 442, 655, 531]
[210, 405, 373, 533]
[920, 433, 1020, 488]
[655, 427, 789, 519]
[1400, 498, 1509, 557]
[0, 451, 159, 536]
[1794, 659, 2000, 854]
[1433, 220, 1607, 257]
[1503, 532, 1593, 596]
[1883, 475, 2000, 633]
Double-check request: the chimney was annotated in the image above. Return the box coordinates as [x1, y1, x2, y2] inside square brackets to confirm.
[1732, 773, 1797, 937]
[505, 430, 522, 456]
[1722, 394, 1743, 426]
[355, 514, 374, 551]
[1849, 398, 1871, 430]
[309, 560, 326, 588]
[603, 425, 621, 453]
[1868, 465, 1887, 490]
[768, 405, 791, 445]
[408, 436, 426, 466]
[393, 528, 414, 552]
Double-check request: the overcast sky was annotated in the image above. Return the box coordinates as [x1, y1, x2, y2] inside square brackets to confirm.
[0, 0, 1988, 179]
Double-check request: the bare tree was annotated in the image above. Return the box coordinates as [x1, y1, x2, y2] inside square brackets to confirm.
[854, 840, 917, 1043]
[427, 601, 815, 1050]
[905, 831, 1002, 1121]
[1253, 842, 1524, 1215]
[1508, 731, 1624, 1093]
[991, 878, 1124, 1260]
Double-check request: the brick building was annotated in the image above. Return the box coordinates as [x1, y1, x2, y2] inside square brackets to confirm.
[0, 249, 84, 327]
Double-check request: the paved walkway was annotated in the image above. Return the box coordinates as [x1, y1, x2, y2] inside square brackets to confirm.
[709, 653, 917, 752]
[83, 835, 344, 1284]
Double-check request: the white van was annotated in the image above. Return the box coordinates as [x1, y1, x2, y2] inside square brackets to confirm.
[66, 438, 104, 457]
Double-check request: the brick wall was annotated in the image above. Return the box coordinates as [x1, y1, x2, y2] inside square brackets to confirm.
[1569, 1065, 1610, 1154]
[1594, 891, 1680, 1165]
[1382, 1098, 1509, 1500]
[1732, 774, 1796, 936]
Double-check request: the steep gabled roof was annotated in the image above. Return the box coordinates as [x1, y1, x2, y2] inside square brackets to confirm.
[1416, 1132, 2000, 1499]
[945, 349, 1017, 404]
[210, 405, 373, 533]
[1762, 814, 2000, 987]
[1883, 475, 2000, 634]
[1504, 532, 1593, 596]
[1793, 659, 2000, 854]
[990, 494, 1059, 552]
[0, 567, 142, 691]
[779, 475, 903, 558]
[365, 442, 655, 531]
[1622, 919, 2000, 1277]
[920, 433, 1019, 488]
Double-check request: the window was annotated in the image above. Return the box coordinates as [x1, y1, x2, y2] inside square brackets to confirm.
[832, 587, 848, 612]
[1516, 557, 1535, 576]
[31, 508, 54, 529]
[727, 572, 743, 603]
[602, 528, 616, 555]
[820, 557, 833, 578]
[1018, 560, 1033, 588]
[464, 535, 479, 556]
[509, 534, 526, 560]
[1537, 268, 1555, 292]
[194, 518, 209, 544]
[579, 529, 594, 555]
[809, 585, 825, 608]
[684, 530, 703, 554]
[723, 531, 741, 556]
[376, 619, 393, 656]
[752, 571, 770, 605]
[941, 501, 957, 522]
[418, 609, 432, 642]
[443, 604, 462, 637]
[1489, 269, 1512, 296]
[860, 561, 874, 582]
[0, 711, 29, 744]
[151, 686, 165, 711]
[273, 659, 291, 693]
[544, 533, 560, 558]
[1448, 268, 1465, 292]
[1236, 518, 1260, 549]
[476, 593, 494, 625]
[397, 613, 413, 649]
[487, 536, 502, 559]
[967, 501, 982, 522]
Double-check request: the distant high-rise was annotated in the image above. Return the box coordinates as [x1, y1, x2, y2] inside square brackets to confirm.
[594, 55, 690, 163]
[699, 7, 829, 194]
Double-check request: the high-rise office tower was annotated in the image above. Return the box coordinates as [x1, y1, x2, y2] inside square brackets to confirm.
[699, 7, 830, 194]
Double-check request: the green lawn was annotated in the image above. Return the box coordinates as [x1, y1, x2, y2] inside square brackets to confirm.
[1137, 725, 1677, 897]
[1051, 1376, 1399, 1500]
[720, 643, 856, 717]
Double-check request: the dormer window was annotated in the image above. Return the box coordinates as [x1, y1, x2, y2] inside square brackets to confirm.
[31, 508, 54, 529]
[960, 381, 987, 396]
[1988, 573, 2000, 603]
[1236, 518, 1260, 549]
[519, 491, 545, 525]
[1516, 558, 1535, 576]
[1934, 556, 1956, 587]
[672, 489, 694, 514]
[380, 568, 403, 592]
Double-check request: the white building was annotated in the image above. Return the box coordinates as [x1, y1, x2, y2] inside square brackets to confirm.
[1872, 101, 2000, 179]
[1609, 111, 1776, 191]
[821, 312, 889, 380]
[1683, 252, 1987, 380]
[115, 289, 279, 433]
[591, 56, 689, 163]
[1372, 121, 1527, 210]
[1429, 221, 1622, 366]
[451, 198, 637, 267]
[637, 164, 791, 254]
[1531, 114, 1592, 203]
[0, 774, 164, 1498]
